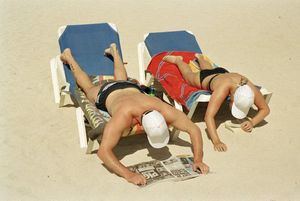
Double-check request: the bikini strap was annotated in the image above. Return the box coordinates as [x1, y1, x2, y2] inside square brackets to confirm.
[208, 74, 220, 91]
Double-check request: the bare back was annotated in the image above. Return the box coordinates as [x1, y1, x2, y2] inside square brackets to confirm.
[105, 88, 168, 126]
[202, 72, 242, 92]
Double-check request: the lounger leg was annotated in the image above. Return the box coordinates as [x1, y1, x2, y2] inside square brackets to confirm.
[163, 93, 172, 104]
[76, 107, 88, 148]
[168, 97, 182, 140]
[137, 42, 146, 84]
[59, 94, 65, 107]
[171, 102, 199, 142]
[137, 42, 152, 85]
[170, 128, 180, 141]
[50, 55, 72, 107]
[259, 88, 273, 105]
[58, 82, 70, 107]
[145, 75, 154, 87]
[86, 139, 95, 154]
[187, 102, 198, 119]
[50, 58, 61, 104]
[174, 100, 183, 111]
[264, 93, 273, 104]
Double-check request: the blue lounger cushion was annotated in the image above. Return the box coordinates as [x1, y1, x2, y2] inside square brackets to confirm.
[144, 30, 202, 57]
[59, 23, 123, 94]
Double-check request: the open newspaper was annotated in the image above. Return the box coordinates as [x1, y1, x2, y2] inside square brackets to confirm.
[127, 155, 200, 186]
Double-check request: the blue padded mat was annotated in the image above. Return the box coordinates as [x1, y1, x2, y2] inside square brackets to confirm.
[59, 23, 122, 94]
[144, 30, 202, 57]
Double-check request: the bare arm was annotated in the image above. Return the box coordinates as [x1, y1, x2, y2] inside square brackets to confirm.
[97, 113, 146, 185]
[160, 103, 209, 173]
[242, 82, 270, 131]
[205, 85, 229, 152]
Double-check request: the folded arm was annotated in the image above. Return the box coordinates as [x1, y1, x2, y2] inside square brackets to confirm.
[242, 82, 270, 132]
[161, 104, 209, 174]
[205, 85, 229, 152]
[97, 113, 146, 185]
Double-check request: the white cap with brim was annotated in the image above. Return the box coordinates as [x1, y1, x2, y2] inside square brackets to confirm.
[231, 85, 254, 119]
[142, 110, 169, 149]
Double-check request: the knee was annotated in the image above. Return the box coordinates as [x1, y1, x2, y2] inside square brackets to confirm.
[86, 92, 96, 103]
[85, 86, 100, 103]
[97, 146, 111, 162]
[186, 73, 199, 87]
[97, 147, 104, 160]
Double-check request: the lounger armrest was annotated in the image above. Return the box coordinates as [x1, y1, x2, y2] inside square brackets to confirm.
[137, 42, 152, 85]
[259, 87, 273, 104]
[195, 94, 212, 102]
[50, 55, 73, 107]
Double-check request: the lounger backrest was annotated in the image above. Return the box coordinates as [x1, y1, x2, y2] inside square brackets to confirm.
[59, 23, 122, 94]
[144, 30, 202, 57]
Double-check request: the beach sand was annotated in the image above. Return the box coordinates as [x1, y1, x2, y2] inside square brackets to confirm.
[1, 0, 300, 200]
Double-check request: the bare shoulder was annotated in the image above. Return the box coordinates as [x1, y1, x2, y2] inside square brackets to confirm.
[247, 80, 263, 95]
[107, 110, 134, 133]
[246, 81, 269, 110]
[156, 101, 187, 122]
[154, 99, 176, 112]
[213, 81, 231, 97]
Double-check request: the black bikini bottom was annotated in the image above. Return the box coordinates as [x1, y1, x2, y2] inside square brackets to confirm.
[95, 81, 143, 112]
[199, 67, 229, 91]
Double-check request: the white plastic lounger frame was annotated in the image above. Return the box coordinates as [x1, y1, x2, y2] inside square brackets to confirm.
[137, 31, 273, 140]
[50, 23, 118, 149]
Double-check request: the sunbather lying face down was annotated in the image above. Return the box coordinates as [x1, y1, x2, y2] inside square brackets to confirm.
[60, 44, 209, 186]
[163, 54, 270, 152]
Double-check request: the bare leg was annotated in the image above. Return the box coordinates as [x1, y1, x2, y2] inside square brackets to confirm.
[60, 48, 100, 103]
[195, 53, 214, 70]
[104, 43, 127, 81]
[163, 55, 200, 87]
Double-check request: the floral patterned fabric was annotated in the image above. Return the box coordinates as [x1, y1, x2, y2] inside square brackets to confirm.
[73, 75, 144, 141]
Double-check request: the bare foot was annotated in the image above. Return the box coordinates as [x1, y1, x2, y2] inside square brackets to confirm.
[195, 53, 214, 69]
[60, 48, 72, 64]
[194, 53, 205, 61]
[162, 55, 183, 64]
[104, 43, 117, 57]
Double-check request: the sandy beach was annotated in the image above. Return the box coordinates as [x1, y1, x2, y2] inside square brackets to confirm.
[1, 0, 300, 200]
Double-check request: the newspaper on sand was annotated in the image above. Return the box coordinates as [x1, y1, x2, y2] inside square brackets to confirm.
[127, 155, 200, 186]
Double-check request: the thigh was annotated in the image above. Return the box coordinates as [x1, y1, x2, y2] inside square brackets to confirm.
[186, 72, 201, 88]
[198, 56, 214, 70]
[114, 71, 127, 81]
[86, 85, 101, 103]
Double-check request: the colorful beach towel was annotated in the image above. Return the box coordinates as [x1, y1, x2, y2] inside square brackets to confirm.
[147, 51, 207, 109]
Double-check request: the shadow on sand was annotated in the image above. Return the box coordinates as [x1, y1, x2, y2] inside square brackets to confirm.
[190, 102, 268, 140]
[98, 101, 268, 173]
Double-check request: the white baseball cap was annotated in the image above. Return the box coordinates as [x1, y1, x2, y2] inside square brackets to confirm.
[231, 85, 254, 119]
[141, 110, 169, 149]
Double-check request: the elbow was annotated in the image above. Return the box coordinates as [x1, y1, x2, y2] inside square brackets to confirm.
[204, 114, 213, 123]
[97, 146, 107, 162]
[204, 115, 208, 122]
[191, 124, 201, 135]
[187, 79, 196, 87]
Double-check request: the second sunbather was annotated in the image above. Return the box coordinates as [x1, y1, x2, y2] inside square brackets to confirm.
[163, 54, 270, 152]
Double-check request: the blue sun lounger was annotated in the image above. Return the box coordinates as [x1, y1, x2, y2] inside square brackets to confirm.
[137, 30, 273, 138]
[51, 23, 120, 106]
[138, 30, 212, 112]
[50, 23, 143, 153]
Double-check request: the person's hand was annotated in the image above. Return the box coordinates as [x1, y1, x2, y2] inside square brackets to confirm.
[193, 161, 209, 174]
[213, 141, 227, 152]
[241, 120, 253, 132]
[125, 172, 147, 186]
